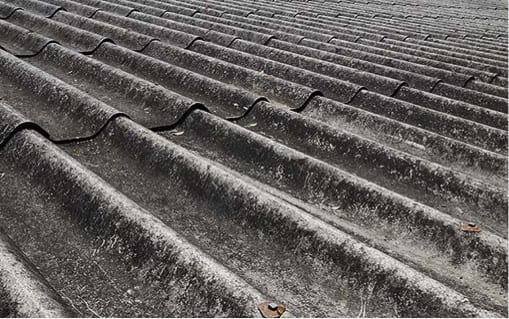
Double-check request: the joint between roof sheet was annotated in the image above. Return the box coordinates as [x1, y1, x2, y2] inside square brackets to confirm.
[225, 96, 269, 121]
[189, 9, 201, 17]
[290, 90, 324, 112]
[1, 39, 59, 58]
[45, 6, 66, 19]
[76, 38, 116, 55]
[428, 79, 443, 93]
[135, 38, 162, 52]
[0, 7, 23, 19]
[52, 113, 131, 145]
[262, 35, 276, 45]
[125, 8, 139, 18]
[460, 76, 477, 88]
[0, 121, 50, 149]
[181, 36, 205, 50]
[158, 10, 169, 18]
[295, 36, 307, 45]
[325, 36, 336, 44]
[487, 74, 502, 85]
[150, 103, 209, 132]
[389, 81, 409, 97]
[225, 36, 241, 48]
[87, 8, 101, 19]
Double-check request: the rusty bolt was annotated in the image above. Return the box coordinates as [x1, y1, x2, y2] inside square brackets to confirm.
[268, 303, 278, 311]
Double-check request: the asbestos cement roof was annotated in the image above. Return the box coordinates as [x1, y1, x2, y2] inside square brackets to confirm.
[0, 0, 507, 317]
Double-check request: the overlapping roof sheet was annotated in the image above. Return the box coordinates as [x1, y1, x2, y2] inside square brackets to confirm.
[0, 0, 507, 317]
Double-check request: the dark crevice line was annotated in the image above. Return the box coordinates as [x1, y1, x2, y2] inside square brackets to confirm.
[158, 10, 169, 17]
[7, 40, 60, 58]
[389, 81, 409, 97]
[0, 122, 50, 149]
[183, 36, 205, 50]
[225, 37, 241, 48]
[461, 76, 476, 88]
[79, 38, 116, 55]
[0, 7, 23, 19]
[189, 10, 201, 17]
[149, 103, 209, 132]
[344, 86, 368, 105]
[133, 38, 161, 53]
[86, 8, 101, 18]
[428, 79, 443, 93]
[487, 73, 501, 84]
[45, 7, 67, 19]
[125, 8, 139, 18]
[326, 36, 336, 44]
[52, 113, 130, 145]
[295, 36, 306, 45]
[225, 96, 269, 120]
[291, 90, 324, 112]
[262, 35, 276, 46]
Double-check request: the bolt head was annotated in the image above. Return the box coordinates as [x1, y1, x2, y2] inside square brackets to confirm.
[468, 222, 476, 227]
[268, 302, 278, 311]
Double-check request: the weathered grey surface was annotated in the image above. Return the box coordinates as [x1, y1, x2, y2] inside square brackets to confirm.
[0, 0, 507, 317]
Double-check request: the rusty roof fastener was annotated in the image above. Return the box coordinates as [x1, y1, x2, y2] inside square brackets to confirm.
[460, 222, 481, 232]
[258, 301, 286, 318]
[268, 303, 278, 311]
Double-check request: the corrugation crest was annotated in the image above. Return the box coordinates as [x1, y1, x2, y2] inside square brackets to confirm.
[1, 0, 63, 17]
[141, 40, 321, 110]
[127, 11, 235, 47]
[0, 1, 21, 18]
[115, 0, 192, 16]
[229, 38, 407, 96]
[107, 0, 166, 16]
[162, 10, 306, 44]
[38, 0, 99, 17]
[72, 0, 136, 16]
[51, 10, 155, 51]
[0, 228, 75, 317]
[0, 19, 57, 56]
[349, 88, 507, 153]
[0, 129, 268, 317]
[160, 11, 277, 45]
[0, 101, 49, 147]
[92, 10, 201, 48]
[272, 37, 442, 88]
[90, 42, 264, 119]
[363, 37, 505, 81]
[2, 9, 112, 53]
[327, 38, 475, 87]
[0, 48, 122, 141]
[189, 40, 364, 103]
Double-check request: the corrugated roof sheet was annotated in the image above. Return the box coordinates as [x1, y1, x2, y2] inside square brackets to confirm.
[0, 0, 507, 317]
